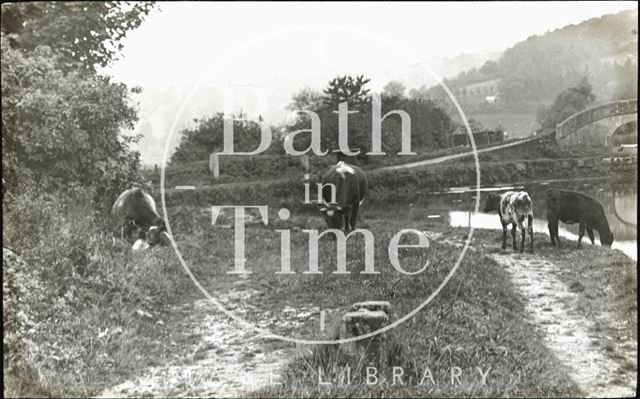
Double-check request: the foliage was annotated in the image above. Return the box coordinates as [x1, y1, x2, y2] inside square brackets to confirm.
[613, 58, 638, 100]
[1, 1, 154, 71]
[287, 87, 325, 112]
[536, 77, 596, 129]
[382, 81, 406, 98]
[1, 41, 141, 208]
[3, 189, 190, 396]
[286, 75, 455, 159]
[322, 74, 371, 110]
[171, 112, 278, 163]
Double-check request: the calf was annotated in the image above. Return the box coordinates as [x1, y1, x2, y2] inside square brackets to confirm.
[483, 191, 534, 253]
[318, 161, 368, 232]
[545, 189, 614, 248]
[111, 187, 170, 248]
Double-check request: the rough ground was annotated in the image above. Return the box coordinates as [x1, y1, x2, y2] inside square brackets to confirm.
[491, 251, 636, 397]
[98, 286, 300, 397]
[98, 231, 636, 398]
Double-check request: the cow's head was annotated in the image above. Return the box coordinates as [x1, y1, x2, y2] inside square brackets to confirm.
[483, 193, 501, 213]
[318, 203, 347, 230]
[601, 230, 614, 247]
[147, 217, 168, 246]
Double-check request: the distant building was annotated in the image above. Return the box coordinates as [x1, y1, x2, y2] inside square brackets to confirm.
[485, 95, 497, 104]
[452, 126, 505, 147]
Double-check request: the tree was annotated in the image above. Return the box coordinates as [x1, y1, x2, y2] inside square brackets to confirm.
[285, 75, 455, 158]
[537, 77, 596, 129]
[382, 81, 406, 98]
[171, 113, 271, 163]
[287, 87, 324, 111]
[323, 75, 371, 110]
[2, 43, 141, 206]
[479, 60, 499, 77]
[1, 2, 155, 206]
[1, 2, 154, 71]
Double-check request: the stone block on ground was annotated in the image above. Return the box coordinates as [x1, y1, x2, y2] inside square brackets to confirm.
[337, 301, 393, 366]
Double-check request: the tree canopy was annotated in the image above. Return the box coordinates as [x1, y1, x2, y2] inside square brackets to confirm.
[286, 75, 455, 158]
[1, 1, 154, 206]
[536, 77, 596, 129]
[1, 2, 154, 71]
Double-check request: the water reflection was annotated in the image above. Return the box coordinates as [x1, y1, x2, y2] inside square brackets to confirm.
[444, 179, 637, 260]
[368, 178, 636, 260]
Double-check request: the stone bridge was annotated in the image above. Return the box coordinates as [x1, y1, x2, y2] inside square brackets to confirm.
[556, 99, 637, 147]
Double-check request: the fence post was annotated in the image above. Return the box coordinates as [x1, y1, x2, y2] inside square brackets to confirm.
[301, 154, 310, 173]
[209, 153, 219, 179]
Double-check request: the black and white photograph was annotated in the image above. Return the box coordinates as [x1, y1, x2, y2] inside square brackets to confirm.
[2, 1, 638, 397]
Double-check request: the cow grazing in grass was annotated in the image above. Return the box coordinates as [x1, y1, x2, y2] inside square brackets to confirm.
[319, 161, 368, 232]
[111, 187, 170, 248]
[483, 191, 534, 253]
[545, 189, 614, 248]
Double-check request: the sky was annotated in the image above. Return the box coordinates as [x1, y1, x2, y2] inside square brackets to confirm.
[106, 1, 638, 89]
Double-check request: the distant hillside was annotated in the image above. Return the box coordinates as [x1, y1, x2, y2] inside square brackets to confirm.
[420, 9, 638, 115]
[381, 51, 502, 91]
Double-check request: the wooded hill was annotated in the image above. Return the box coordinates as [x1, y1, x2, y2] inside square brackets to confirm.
[417, 9, 638, 114]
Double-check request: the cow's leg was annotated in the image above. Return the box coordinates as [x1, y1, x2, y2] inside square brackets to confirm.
[586, 227, 595, 245]
[519, 219, 526, 254]
[578, 223, 585, 249]
[501, 222, 508, 250]
[343, 211, 352, 233]
[528, 215, 534, 252]
[511, 223, 518, 251]
[548, 217, 559, 248]
[350, 203, 360, 231]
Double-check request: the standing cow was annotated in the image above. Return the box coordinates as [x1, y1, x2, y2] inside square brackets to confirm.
[483, 191, 534, 253]
[318, 161, 368, 232]
[545, 189, 614, 248]
[111, 187, 170, 248]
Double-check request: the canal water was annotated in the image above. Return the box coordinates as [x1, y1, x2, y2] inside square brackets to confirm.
[385, 178, 637, 260]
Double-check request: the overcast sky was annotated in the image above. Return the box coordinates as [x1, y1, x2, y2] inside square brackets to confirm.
[106, 1, 637, 89]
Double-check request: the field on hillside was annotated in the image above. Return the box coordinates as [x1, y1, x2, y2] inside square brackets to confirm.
[469, 112, 539, 139]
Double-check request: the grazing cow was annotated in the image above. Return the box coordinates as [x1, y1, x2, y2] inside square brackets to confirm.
[545, 189, 614, 248]
[483, 191, 534, 253]
[111, 187, 170, 248]
[318, 161, 368, 232]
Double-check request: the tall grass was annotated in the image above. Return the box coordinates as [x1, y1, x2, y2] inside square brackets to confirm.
[3, 190, 197, 396]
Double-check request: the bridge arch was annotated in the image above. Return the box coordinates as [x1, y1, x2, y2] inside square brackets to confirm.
[612, 120, 637, 146]
[555, 99, 637, 147]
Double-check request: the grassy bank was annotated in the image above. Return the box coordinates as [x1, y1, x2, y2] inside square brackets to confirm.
[3, 193, 209, 396]
[159, 137, 636, 208]
[132, 205, 582, 396]
[146, 137, 543, 189]
[6, 191, 635, 396]
[162, 157, 626, 209]
[5, 185, 634, 397]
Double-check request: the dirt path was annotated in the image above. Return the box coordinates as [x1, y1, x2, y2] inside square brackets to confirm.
[98, 287, 300, 398]
[491, 252, 636, 397]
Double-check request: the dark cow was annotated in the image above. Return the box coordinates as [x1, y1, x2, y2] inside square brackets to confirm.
[483, 191, 534, 253]
[111, 187, 169, 248]
[319, 161, 368, 232]
[545, 189, 614, 248]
